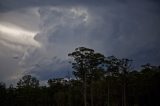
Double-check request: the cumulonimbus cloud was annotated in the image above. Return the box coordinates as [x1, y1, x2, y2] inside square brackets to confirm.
[0, 0, 160, 85]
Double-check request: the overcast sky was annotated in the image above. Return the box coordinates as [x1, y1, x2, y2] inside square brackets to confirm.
[0, 0, 160, 85]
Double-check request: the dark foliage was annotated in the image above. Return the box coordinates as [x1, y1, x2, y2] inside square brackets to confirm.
[0, 47, 160, 106]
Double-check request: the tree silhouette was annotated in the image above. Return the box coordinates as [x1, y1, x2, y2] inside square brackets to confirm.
[17, 75, 39, 88]
[0, 47, 159, 106]
[68, 47, 105, 106]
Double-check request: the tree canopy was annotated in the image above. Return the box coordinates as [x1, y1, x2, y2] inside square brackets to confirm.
[0, 47, 159, 106]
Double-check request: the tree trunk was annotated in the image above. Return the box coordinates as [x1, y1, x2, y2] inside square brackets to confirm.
[122, 75, 127, 106]
[107, 79, 110, 106]
[90, 81, 93, 106]
[84, 72, 87, 106]
[123, 81, 126, 106]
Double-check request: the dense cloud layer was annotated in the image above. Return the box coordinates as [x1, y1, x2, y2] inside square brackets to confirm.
[0, 0, 160, 85]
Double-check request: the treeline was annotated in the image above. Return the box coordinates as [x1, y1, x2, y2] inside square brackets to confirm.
[0, 47, 160, 106]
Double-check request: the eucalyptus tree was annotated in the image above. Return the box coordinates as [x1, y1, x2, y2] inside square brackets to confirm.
[68, 47, 105, 106]
[118, 59, 132, 106]
[103, 56, 120, 106]
[17, 75, 39, 88]
[16, 75, 39, 106]
[104, 56, 132, 106]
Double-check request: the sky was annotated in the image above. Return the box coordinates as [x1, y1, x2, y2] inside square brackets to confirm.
[0, 0, 160, 86]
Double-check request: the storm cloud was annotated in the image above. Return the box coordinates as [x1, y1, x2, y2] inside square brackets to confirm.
[0, 0, 160, 85]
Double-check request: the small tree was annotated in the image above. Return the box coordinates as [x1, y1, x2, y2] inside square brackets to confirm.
[17, 75, 39, 88]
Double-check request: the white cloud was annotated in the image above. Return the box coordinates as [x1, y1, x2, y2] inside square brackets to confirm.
[0, 23, 40, 48]
[0, 7, 42, 85]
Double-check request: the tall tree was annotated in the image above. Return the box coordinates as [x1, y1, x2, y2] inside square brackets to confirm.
[68, 47, 105, 106]
[105, 56, 132, 106]
[104, 56, 120, 106]
[118, 58, 132, 106]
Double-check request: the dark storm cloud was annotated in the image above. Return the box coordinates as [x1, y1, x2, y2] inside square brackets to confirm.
[1, 0, 160, 12]
[0, 0, 104, 12]
[0, 0, 160, 85]
[34, 1, 160, 66]
[95, 3, 160, 65]
[27, 57, 72, 81]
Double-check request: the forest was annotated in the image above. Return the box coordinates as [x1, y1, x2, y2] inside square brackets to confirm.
[0, 47, 160, 106]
